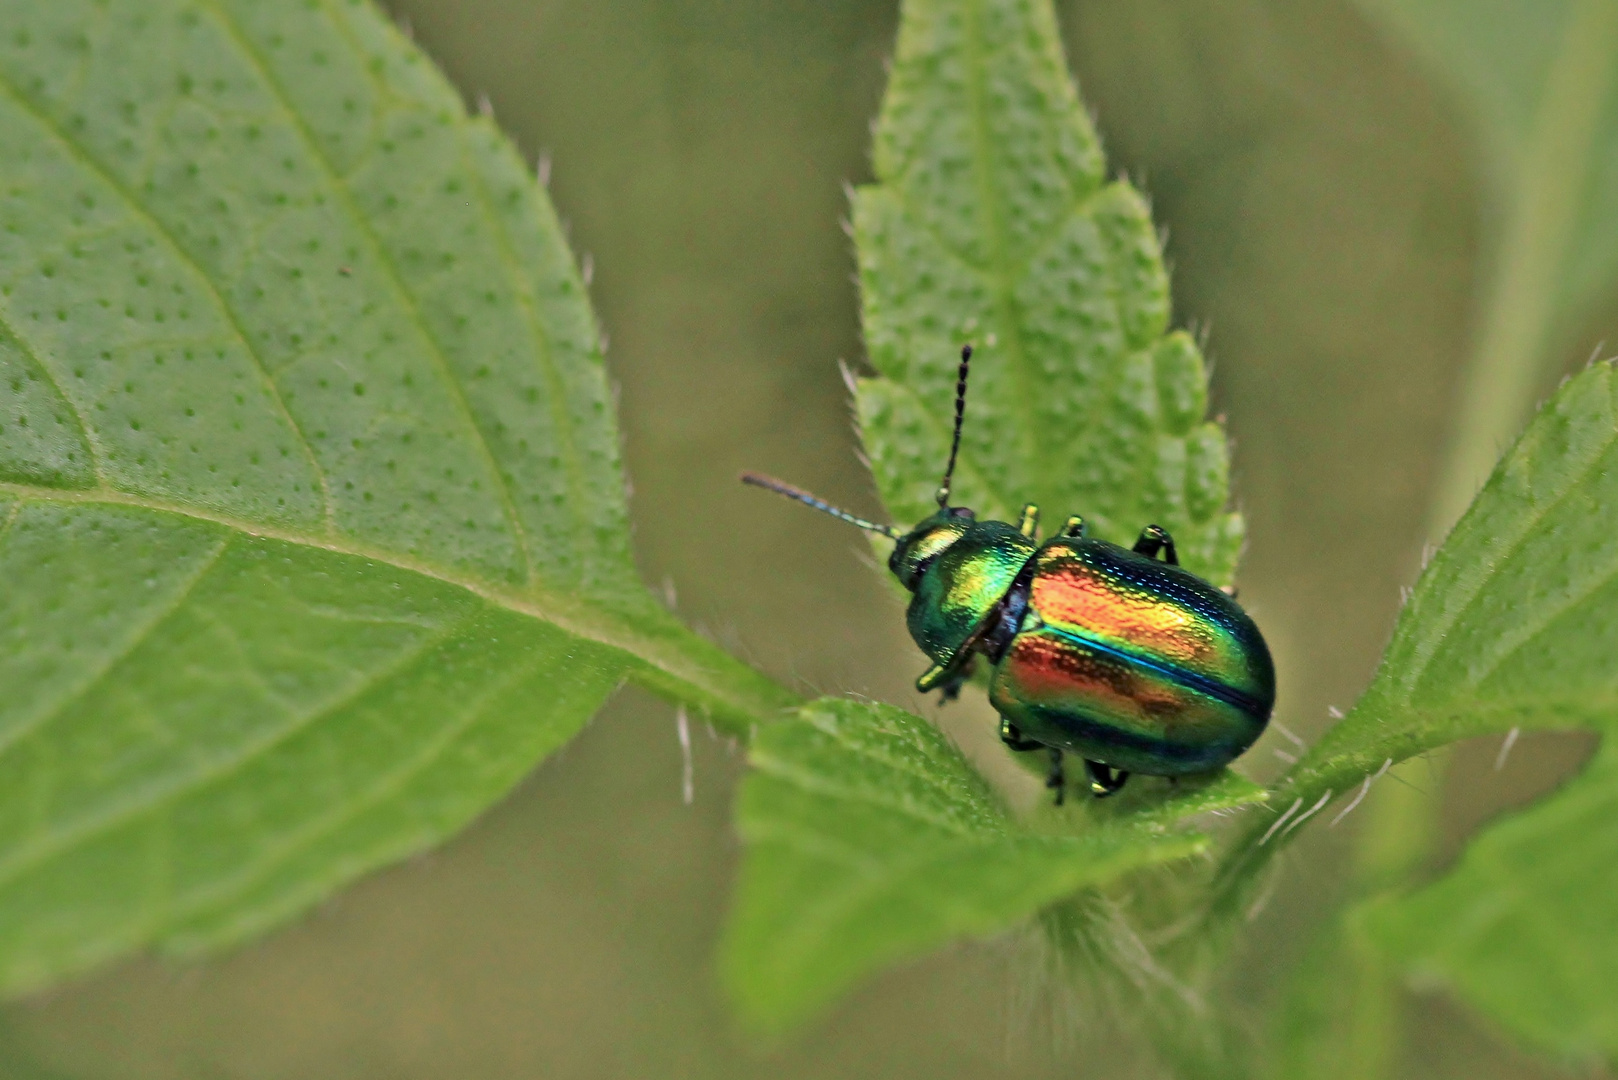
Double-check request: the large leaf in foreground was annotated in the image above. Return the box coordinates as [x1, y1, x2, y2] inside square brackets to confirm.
[0, 0, 788, 997]
[721, 698, 1213, 1033]
[1213, 361, 1618, 911]
[1361, 739, 1618, 1062]
[852, 0, 1241, 583]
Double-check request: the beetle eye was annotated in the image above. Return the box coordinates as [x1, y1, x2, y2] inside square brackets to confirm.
[948, 506, 975, 519]
[906, 553, 940, 589]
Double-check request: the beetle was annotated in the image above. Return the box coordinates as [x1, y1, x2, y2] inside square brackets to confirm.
[743, 345, 1275, 803]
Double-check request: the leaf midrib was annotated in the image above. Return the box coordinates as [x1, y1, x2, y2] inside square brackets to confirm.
[0, 480, 793, 723]
[881, 5, 1111, 515]
[963, 0, 1039, 480]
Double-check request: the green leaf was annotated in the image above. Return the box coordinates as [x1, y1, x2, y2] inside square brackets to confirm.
[852, 0, 1242, 583]
[1213, 360, 1618, 911]
[1354, 0, 1618, 526]
[1361, 738, 1618, 1062]
[721, 697, 1207, 1034]
[0, 0, 790, 997]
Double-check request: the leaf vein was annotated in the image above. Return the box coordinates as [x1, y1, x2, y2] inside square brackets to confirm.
[1404, 421, 1618, 699]
[0, 482, 791, 725]
[168, 630, 569, 920]
[0, 609, 470, 889]
[0, 306, 105, 486]
[0, 534, 230, 762]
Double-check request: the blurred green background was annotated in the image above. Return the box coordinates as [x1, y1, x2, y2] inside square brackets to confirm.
[0, 0, 1611, 1076]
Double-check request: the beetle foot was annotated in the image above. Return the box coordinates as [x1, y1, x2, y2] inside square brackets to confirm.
[1084, 760, 1129, 797]
[999, 719, 1044, 752]
[936, 658, 976, 704]
[1046, 747, 1065, 806]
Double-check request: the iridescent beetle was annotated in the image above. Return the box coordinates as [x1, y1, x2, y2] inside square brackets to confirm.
[744, 346, 1275, 803]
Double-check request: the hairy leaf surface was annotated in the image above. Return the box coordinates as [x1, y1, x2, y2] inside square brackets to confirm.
[852, 0, 1241, 582]
[0, 0, 789, 997]
[721, 698, 1208, 1033]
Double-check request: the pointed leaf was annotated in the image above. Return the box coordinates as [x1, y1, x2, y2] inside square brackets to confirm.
[852, 0, 1241, 583]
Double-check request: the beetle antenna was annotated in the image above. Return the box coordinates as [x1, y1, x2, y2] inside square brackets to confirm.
[741, 473, 900, 539]
[936, 344, 972, 507]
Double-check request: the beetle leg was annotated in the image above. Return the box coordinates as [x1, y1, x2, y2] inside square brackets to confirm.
[936, 658, 976, 703]
[999, 718, 1045, 751]
[1060, 515, 1085, 538]
[918, 653, 975, 696]
[1084, 759, 1129, 797]
[1046, 747, 1066, 806]
[1017, 503, 1040, 539]
[1132, 524, 1179, 566]
[915, 662, 952, 693]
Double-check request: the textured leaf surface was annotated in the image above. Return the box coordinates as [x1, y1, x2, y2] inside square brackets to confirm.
[721, 698, 1205, 1033]
[852, 0, 1241, 582]
[0, 0, 789, 997]
[1214, 362, 1618, 911]
[1362, 739, 1618, 1061]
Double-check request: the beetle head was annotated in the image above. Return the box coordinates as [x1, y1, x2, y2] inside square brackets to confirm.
[888, 506, 975, 591]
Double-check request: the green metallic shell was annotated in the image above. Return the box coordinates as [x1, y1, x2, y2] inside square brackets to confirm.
[986, 538, 1274, 775]
[905, 520, 1035, 667]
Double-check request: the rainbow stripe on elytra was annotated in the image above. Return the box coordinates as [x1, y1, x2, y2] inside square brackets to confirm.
[1029, 542, 1268, 705]
[989, 538, 1273, 774]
